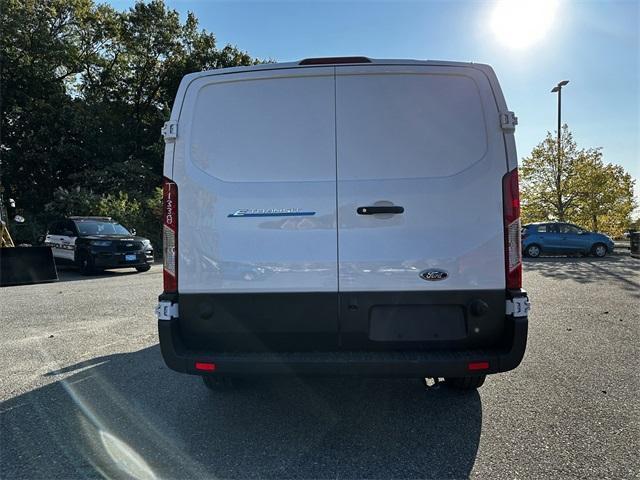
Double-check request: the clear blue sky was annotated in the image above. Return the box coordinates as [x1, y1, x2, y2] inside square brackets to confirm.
[112, 0, 639, 200]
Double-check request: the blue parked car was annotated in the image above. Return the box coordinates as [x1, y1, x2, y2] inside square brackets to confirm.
[522, 222, 615, 258]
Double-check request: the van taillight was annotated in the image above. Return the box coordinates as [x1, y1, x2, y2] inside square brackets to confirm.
[503, 169, 522, 290]
[163, 178, 178, 293]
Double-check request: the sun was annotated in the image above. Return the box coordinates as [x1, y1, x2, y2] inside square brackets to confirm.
[491, 0, 559, 49]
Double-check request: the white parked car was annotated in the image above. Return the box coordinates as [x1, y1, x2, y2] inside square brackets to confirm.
[156, 57, 529, 391]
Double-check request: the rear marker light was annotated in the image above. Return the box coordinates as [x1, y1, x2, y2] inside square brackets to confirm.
[468, 361, 490, 371]
[195, 362, 216, 372]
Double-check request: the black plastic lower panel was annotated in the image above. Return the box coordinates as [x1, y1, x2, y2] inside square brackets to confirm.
[177, 290, 506, 352]
[179, 292, 339, 352]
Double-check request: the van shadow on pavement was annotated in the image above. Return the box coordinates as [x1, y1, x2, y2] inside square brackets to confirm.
[524, 254, 640, 295]
[1, 345, 482, 479]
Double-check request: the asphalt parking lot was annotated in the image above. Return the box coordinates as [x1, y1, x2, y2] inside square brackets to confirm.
[1, 254, 639, 479]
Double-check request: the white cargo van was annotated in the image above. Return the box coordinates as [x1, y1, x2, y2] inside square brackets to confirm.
[156, 57, 530, 390]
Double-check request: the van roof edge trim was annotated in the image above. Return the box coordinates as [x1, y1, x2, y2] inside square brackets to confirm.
[181, 59, 492, 81]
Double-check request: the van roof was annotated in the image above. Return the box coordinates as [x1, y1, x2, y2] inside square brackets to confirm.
[182, 57, 495, 82]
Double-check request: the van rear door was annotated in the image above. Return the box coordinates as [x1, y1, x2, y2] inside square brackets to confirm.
[334, 65, 508, 349]
[173, 67, 339, 351]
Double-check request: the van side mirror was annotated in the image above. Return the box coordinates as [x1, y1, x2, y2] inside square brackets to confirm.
[130, 228, 137, 236]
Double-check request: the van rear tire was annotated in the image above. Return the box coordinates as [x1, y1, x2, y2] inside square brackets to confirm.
[446, 375, 486, 390]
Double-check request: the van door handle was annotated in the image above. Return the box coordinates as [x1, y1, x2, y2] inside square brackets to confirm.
[357, 206, 404, 215]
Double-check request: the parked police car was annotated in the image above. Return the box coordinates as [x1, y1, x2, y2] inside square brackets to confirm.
[44, 216, 153, 275]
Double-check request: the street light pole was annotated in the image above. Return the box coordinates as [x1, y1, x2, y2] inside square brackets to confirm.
[551, 80, 570, 160]
[550, 80, 569, 221]
[556, 86, 561, 146]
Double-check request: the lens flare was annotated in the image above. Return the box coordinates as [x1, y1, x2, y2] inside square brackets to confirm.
[491, 0, 559, 49]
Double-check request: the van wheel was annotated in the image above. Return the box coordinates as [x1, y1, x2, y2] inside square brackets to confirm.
[201, 375, 238, 391]
[446, 375, 486, 390]
[135, 265, 151, 272]
[525, 244, 541, 258]
[592, 243, 607, 257]
[78, 254, 95, 275]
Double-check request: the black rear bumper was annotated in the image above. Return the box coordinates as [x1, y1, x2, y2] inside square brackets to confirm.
[158, 315, 527, 378]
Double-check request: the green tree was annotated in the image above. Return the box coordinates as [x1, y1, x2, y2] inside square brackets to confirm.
[520, 125, 636, 237]
[0, 0, 109, 213]
[1, 0, 258, 244]
[571, 156, 635, 236]
[520, 125, 583, 223]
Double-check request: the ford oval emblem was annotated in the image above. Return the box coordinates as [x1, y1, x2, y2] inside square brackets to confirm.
[420, 269, 448, 281]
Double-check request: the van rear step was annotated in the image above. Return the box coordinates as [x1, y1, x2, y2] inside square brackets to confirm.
[159, 317, 527, 378]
